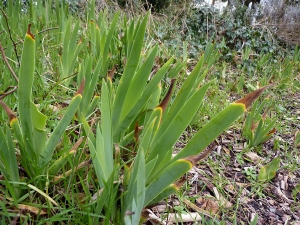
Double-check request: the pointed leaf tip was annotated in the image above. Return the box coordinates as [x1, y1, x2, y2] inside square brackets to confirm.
[108, 66, 116, 80]
[267, 128, 276, 135]
[174, 177, 187, 190]
[157, 78, 176, 111]
[0, 100, 17, 123]
[75, 78, 85, 96]
[185, 143, 217, 165]
[236, 85, 274, 109]
[27, 24, 35, 40]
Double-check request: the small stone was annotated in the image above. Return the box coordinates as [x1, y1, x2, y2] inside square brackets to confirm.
[270, 207, 276, 213]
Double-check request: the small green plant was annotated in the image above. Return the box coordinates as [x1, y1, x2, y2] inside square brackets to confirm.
[243, 167, 257, 181]
[257, 157, 280, 183]
[58, 19, 82, 86]
[86, 10, 120, 77]
[242, 97, 276, 149]
[241, 158, 280, 184]
[236, 153, 245, 165]
[239, 158, 280, 198]
[292, 183, 300, 199]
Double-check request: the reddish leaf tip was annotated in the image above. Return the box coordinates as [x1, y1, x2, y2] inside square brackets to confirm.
[0, 100, 17, 124]
[134, 120, 139, 143]
[235, 84, 274, 109]
[267, 128, 276, 135]
[185, 143, 217, 166]
[27, 24, 35, 40]
[157, 78, 176, 112]
[174, 177, 187, 190]
[75, 78, 85, 96]
[108, 67, 116, 81]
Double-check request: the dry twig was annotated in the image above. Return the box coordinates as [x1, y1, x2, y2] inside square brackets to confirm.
[0, 7, 20, 65]
[0, 86, 18, 100]
[0, 42, 19, 82]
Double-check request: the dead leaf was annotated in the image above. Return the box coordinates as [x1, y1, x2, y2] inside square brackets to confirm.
[224, 184, 237, 195]
[75, 193, 87, 204]
[143, 209, 166, 225]
[213, 187, 233, 208]
[195, 196, 219, 214]
[165, 212, 202, 224]
[17, 204, 47, 215]
[151, 204, 167, 213]
[222, 146, 231, 155]
[244, 152, 264, 164]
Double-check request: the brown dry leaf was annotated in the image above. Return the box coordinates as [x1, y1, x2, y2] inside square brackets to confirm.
[272, 186, 294, 203]
[221, 139, 231, 144]
[233, 143, 244, 151]
[280, 175, 288, 190]
[17, 204, 47, 215]
[194, 196, 219, 214]
[213, 187, 233, 208]
[151, 204, 167, 213]
[222, 146, 231, 155]
[75, 193, 87, 204]
[165, 212, 202, 224]
[239, 196, 252, 204]
[244, 152, 264, 164]
[235, 182, 248, 187]
[143, 209, 166, 225]
[224, 184, 237, 195]
[53, 159, 91, 182]
[90, 188, 104, 203]
[251, 121, 258, 131]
